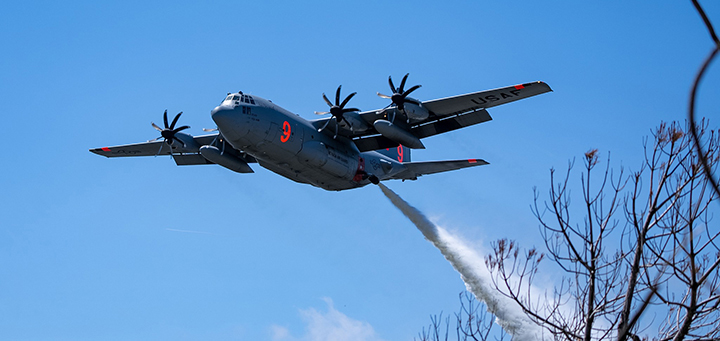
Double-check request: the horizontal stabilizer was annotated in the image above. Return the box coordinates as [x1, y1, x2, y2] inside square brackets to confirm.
[391, 159, 489, 180]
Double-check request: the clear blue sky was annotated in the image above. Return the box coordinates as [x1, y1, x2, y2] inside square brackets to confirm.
[1, 1, 718, 340]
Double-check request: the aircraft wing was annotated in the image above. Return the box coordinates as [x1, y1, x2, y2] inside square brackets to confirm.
[421, 81, 552, 115]
[391, 159, 489, 180]
[90, 140, 172, 157]
[89, 134, 218, 157]
[90, 133, 257, 169]
[349, 81, 552, 152]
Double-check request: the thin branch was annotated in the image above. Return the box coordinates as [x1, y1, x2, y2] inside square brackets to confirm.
[688, 0, 720, 200]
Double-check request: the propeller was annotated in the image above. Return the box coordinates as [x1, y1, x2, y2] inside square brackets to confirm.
[151, 110, 190, 147]
[377, 73, 421, 122]
[314, 85, 360, 138]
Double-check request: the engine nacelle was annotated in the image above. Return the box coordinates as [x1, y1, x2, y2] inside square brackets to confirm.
[339, 112, 370, 133]
[403, 101, 429, 122]
[173, 132, 200, 152]
[373, 120, 425, 149]
[199, 145, 254, 173]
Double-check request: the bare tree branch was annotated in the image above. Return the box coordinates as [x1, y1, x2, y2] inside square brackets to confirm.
[688, 0, 720, 201]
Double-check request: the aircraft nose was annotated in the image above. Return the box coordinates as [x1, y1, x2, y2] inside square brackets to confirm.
[211, 105, 234, 127]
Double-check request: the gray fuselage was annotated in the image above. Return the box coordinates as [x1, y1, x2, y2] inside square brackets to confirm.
[210, 93, 405, 191]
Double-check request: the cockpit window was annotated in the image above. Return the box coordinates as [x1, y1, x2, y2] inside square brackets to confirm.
[221, 93, 256, 106]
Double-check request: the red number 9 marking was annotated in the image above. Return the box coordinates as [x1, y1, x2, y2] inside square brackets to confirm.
[280, 121, 291, 143]
[397, 145, 404, 162]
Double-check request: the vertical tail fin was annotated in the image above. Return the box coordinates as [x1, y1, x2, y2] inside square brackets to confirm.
[377, 145, 411, 163]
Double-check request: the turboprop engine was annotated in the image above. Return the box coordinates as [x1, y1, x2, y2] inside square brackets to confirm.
[401, 101, 429, 122]
[377, 73, 428, 123]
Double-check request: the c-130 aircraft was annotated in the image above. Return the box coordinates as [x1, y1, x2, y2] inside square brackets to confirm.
[90, 75, 551, 191]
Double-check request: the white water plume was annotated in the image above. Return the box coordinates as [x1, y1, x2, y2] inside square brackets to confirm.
[379, 183, 543, 341]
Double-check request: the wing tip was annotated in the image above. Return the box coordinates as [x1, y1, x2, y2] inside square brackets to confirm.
[468, 158, 490, 165]
[89, 148, 112, 157]
[520, 81, 553, 92]
[535, 81, 553, 92]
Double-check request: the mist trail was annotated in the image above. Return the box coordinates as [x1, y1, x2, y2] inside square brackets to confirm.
[378, 183, 542, 341]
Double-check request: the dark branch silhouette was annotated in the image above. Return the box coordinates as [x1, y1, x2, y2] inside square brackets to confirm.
[416, 2, 719, 340]
[688, 0, 720, 200]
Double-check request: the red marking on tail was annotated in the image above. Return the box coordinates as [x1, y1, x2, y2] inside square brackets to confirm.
[101, 147, 111, 152]
[514, 84, 524, 90]
[468, 159, 477, 163]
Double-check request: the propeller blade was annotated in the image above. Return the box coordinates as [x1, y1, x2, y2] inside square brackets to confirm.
[388, 76, 397, 94]
[339, 92, 356, 108]
[322, 93, 333, 107]
[399, 73, 409, 93]
[172, 136, 186, 147]
[335, 85, 342, 105]
[377, 92, 392, 99]
[155, 141, 164, 157]
[333, 117, 340, 139]
[170, 112, 183, 129]
[173, 125, 190, 133]
[339, 116, 354, 132]
[403, 84, 421, 97]
[318, 86, 359, 133]
[152, 122, 163, 132]
[163, 110, 169, 128]
[318, 118, 332, 132]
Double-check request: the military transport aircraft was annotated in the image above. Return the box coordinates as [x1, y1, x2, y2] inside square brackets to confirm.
[90, 75, 551, 191]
